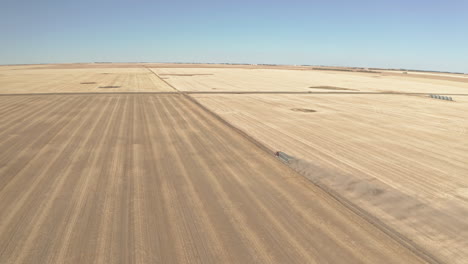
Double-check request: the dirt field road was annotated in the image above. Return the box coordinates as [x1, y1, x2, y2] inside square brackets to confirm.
[0, 94, 426, 264]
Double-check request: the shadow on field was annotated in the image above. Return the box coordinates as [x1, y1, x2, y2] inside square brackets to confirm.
[291, 108, 316, 113]
[99, 86, 121, 89]
[286, 157, 468, 263]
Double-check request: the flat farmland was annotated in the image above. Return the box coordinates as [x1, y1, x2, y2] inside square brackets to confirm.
[192, 93, 468, 264]
[3, 63, 467, 264]
[0, 67, 174, 94]
[153, 67, 468, 94]
[0, 93, 426, 264]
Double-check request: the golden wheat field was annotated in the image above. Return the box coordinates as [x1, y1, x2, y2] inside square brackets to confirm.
[0, 66, 174, 94]
[153, 67, 468, 94]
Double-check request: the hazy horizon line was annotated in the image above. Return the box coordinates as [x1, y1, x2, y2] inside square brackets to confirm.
[1, 61, 466, 75]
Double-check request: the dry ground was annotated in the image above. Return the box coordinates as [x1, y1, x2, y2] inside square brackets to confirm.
[0, 67, 174, 94]
[2, 63, 466, 264]
[153, 67, 468, 94]
[192, 93, 468, 264]
[0, 94, 426, 263]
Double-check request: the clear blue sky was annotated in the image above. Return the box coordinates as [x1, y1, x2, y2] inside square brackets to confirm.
[1, 0, 467, 72]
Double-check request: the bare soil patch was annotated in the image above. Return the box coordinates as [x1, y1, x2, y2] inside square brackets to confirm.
[291, 108, 316, 113]
[309, 86, 357, 91]
[99, 86, 121, 89]
[159, 74, 214, 77]
[312, 67, 379, 73]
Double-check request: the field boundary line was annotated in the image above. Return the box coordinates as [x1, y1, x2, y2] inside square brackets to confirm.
[182, 94, 276, 156]
[185, 91, 468, 96]
[144, 66, 181, 93]
[0, 92, 179, 97]
[2, 91, 467, 97]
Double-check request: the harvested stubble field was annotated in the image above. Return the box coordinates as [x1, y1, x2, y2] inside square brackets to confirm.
[193, 93, 468, 264]
[0, 67, 174, 94]
[1, 63, 467, 264]
[0, 93, 425, 264]
[153, 67, 468, 94]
